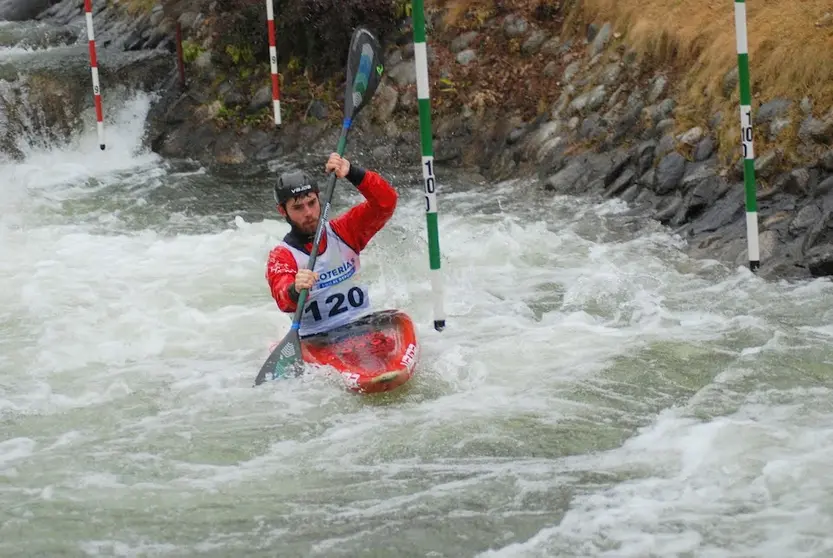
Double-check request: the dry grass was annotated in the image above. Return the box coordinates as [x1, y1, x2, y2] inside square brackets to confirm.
[569, 0, 833, 164]
[433, 0, 833, 165]
[576, 0, 833, 108]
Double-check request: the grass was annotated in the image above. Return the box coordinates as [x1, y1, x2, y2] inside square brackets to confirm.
[574, 0, 833, 161]
[432, 0, 833, 166]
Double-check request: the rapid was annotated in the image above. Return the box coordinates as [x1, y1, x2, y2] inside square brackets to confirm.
[3, 40, 833, 558]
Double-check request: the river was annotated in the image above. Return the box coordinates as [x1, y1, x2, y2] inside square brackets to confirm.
[3, 34, 833, 558]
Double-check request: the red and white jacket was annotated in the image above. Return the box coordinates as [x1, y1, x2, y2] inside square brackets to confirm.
[266, 167, 397, 319]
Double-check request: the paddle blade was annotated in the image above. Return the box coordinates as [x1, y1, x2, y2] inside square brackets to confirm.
[253, 329, 304, 386]
[344, 26, 384, 120]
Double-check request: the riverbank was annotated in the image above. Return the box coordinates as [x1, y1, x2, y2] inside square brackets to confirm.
[10, 0, 833, 279]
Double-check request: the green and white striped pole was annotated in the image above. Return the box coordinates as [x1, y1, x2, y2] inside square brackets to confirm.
[734, 0, 760, 272]
[411, 0, 446, 331]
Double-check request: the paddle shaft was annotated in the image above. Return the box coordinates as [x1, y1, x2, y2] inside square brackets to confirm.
[289, 128, 350, 329]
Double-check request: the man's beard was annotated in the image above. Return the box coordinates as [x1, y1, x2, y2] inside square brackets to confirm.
[286, 215, 317, 240]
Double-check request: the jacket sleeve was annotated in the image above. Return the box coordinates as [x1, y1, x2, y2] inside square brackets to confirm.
[329, 166, 398, 252]
[266, 245, 300, 313]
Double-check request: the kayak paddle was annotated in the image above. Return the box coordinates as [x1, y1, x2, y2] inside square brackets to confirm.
[254, 26, 384, 387]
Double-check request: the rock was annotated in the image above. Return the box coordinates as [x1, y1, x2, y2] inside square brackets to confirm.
[681, 159, 718, 190]
[722, 67, 739, 98]
[579, 113, 607, 141]
[589, 22, 612, 57]
[177, 11, 202, 31]
[657, 194, 683, 224]
[789, 203, 822, 235]
[806, 245, 833, 277]
[562, 61, 581, 83]
[0, 0, 59, 20]
[214, 132, 246, 165]
[540, 37, 561, 56]
[655, 134, 676, 161]
[679, 126, 704, 146]
[450, 31, 479, 53]
[773, 168, 811, 196]
[387, 62, 417, 87]
[755, 98, 792, 125]
[373, 84, 398, 122]
[522, 30, 548, 54]
[801, 97, 813, 115]
[550, 87, 573, 119]
[600, 63, 622, 86]
[799, 115, 833, 144]
[769, 117, 792, 140]
[636, 141, 656, 174]
[604, 168, 636, 198]
[503, 14, 528, 38]
[820, 150, 833, 171]
[690, 187, 745, 235]
[246, 86, 271, 113]
[754, 149, 782, 179]
[648, 75, 668, 104]
[683, 175, 726, 221]
[694, 136, 715, 161]
[816, 176, 833, 197]
[543, 61, 558, 77]
[639, 169, 656, 188]
[456, 49, 477, 65]
[655, 152, 686, 194]
[656, 118, 675, 136]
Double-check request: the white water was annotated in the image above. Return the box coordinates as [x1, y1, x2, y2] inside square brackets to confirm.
[4, 77, 833, 558]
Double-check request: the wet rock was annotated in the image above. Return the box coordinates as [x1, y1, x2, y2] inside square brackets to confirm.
[690, 187, 745, 236]
[0, 0, 60, 21]
[806, 245, 833, 277]
[603, 168, 635, 198]
[655, 152, 686, 194]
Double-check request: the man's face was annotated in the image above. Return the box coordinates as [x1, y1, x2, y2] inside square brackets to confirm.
[279, 192, 320, 235]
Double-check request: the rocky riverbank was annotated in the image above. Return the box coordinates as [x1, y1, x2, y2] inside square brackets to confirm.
[6, 0, 833, 280]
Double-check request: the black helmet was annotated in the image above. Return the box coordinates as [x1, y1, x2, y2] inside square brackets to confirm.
[274, 170, 319, 205]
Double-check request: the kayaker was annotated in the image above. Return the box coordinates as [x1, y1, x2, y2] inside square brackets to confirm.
[266, 152, 398, 337]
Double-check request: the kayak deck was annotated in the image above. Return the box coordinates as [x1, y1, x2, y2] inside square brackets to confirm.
[300, 309, 419, 393]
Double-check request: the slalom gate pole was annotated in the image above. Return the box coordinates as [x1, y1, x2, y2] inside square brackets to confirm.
[733, 0, 759, 272]
[265, 0, 281, 125]
[411, 0, 446, 332]
[84, 0, 105, 150]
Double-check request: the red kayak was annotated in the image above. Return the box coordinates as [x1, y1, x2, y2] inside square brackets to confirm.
[300, 309, 419, 393]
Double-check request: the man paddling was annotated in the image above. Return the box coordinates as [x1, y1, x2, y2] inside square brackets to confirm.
[266, 153, 398, 337]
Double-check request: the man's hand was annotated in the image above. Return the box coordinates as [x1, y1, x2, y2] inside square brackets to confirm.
[294, 269, 319, 292]
[325, 153, 350, 179]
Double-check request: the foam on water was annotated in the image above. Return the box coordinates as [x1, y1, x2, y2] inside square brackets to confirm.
[4, 85, 833, 557]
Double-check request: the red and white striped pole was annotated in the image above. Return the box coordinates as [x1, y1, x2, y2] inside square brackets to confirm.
[265, 0, 281, 125]
[84, 0, 105, 150]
